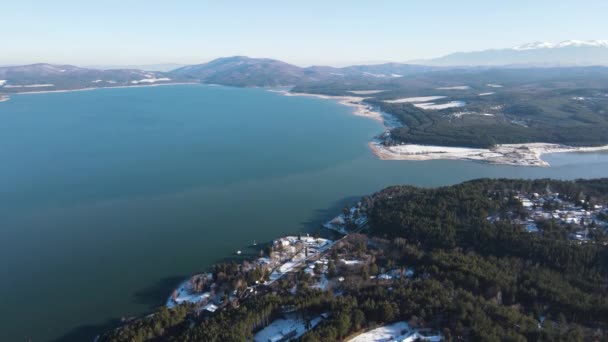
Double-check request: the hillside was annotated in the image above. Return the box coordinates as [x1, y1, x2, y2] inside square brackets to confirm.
[169, 56, 440, 87]
[0, 63, 184, 93]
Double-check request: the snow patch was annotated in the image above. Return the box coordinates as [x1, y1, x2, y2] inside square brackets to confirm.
[384, 96, 446, 103]
[349, 90, 386, 95]
[4, 84, 54, 88]
[130, 77, 171, 84]
[414, 101, 465, 110]
[436, 86, 470, 90]
[254, 317, 322, 342]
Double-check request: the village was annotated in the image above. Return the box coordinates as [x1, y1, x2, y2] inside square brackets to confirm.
[487, 190, 608, 243]
[164, 202, 443, 342]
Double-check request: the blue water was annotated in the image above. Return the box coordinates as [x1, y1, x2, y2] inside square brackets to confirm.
[0, 84, 607, 341]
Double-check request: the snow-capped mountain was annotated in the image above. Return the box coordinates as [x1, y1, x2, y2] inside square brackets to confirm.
[513, 40, 608, 51]
[417, 40, 608, 66]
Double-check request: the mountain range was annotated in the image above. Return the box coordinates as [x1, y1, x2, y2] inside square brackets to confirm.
[1, 40, 607, 92]
[415, 40, 608, 66]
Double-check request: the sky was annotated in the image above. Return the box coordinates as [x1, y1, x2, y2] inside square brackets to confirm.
[2, 0, 607, 67]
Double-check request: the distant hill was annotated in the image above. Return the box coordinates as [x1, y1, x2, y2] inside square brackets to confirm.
[416, 40, 608, 67]
[169, 56, 442, 87]
[169, 56, 319, 87]
[0, 63, 183, 93]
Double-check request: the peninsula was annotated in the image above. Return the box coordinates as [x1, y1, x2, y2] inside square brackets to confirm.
[100, 178, 608, 341]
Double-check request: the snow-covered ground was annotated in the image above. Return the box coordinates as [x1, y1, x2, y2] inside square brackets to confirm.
[348, 321, 442, 342]
[370, 141, 608, 167]
[166, 273, 213, 308]
[131, 77, 171, 84]
[451, 111, 494, 118]
[384, 96, 446, 103]
[348, 322, 411, 342]
[414, 101, 465, 110]
[254, 317, 322, 342]
[349, 90, 386, 95]
[436, 86, 470, 90]
[4, 84, 54, 88]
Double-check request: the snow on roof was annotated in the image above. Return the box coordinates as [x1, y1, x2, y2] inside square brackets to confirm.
[202, 303, 218, 312]
[341, 259, 363, 265]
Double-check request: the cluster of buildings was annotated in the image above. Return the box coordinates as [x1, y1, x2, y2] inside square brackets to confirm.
[166, 235, 334, 311]
[489, 191, 607, 243]
[265, 235, 333, 284]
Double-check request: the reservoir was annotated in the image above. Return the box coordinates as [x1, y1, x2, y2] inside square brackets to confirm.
[1, 85, 607, 341]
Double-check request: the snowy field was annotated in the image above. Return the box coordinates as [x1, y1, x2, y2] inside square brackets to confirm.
[348, 321, 442, 342]
[348, 322, 411, 342]
[436, 86, 470, 90]
[384, 96, 446, 103]
[254, 317, 322, 342]
[349, 90, 386, 95]
[414, 101, 465, 110]
[131, 77, 171, 84]
[4, 84, 54, 88]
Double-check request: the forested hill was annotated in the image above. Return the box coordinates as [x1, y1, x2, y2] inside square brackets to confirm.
[101, 178, 608, 341]
[361, 178, 608, 337]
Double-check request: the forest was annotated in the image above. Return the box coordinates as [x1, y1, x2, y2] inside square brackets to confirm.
[293, 68, 608, 148]
[100, 178, 608, 341]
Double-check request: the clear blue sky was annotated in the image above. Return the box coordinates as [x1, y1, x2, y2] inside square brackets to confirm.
[3, 0, 607, 66]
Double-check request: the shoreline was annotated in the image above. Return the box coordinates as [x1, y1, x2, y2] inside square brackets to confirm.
[275, 90, 608, 167]
[2, 82, 200, 96]
[369, 140, 608, 167]
[271, 90, 386, 124]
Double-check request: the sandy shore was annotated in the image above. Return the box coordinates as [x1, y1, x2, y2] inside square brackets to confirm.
[272, 90, 385, 123]
[276, 90, 608, 167]
[369, 141, 608, 167]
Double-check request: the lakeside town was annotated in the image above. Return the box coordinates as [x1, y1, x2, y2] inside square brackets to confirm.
[162, 200, 444, 342]
[154, 187, 608, 341]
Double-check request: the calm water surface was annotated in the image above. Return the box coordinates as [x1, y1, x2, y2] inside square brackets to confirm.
[1, 85, 607, 341]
